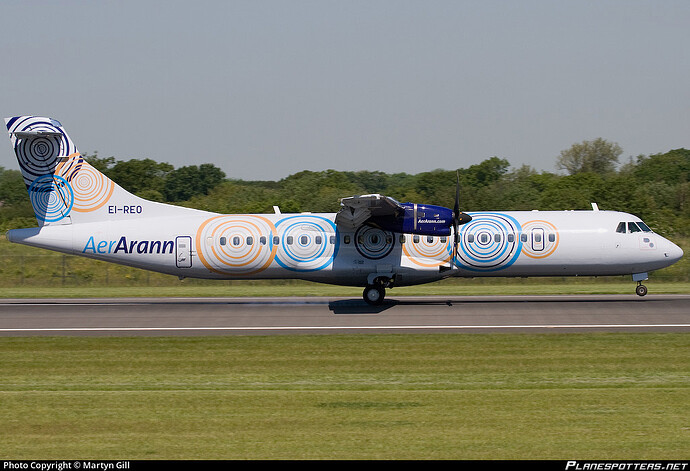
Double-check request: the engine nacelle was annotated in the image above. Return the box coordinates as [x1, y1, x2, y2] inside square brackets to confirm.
[373, 203, 454, 236]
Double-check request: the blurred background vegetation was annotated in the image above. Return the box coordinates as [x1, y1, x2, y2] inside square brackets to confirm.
[0, 139, 688, 288]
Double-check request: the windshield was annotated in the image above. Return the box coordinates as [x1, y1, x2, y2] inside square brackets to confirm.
[616, 221, 653, 233]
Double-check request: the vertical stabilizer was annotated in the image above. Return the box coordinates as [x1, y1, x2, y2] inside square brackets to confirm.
[5, 116, 204, 226]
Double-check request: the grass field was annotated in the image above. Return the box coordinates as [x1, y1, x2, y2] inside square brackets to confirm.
[0, 333, 688, 460]
[1, 239, 688, 460]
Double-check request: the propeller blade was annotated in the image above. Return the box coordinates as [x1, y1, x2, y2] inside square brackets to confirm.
[452, 171, 460, 267]
[451, 170, 472, 268]
[454, 171, 460, 220]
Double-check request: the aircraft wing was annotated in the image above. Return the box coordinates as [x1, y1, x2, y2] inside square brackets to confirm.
[335, 194, 403, 230]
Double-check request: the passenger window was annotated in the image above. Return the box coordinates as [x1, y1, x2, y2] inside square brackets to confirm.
[480, 234, 488, 244]
[413, 235, 420, 244]
[548, 233, 555, 243]
[233, 236, 240, 246]
[628, 222, 641, 233]
[287, 236, 294, 245]
[246, 236, 253, 246]
[344, 235, 351, 244]
[507, 234, 514, 243]
[330, 235, 336, 244]
[440, 237, 447, 243]
[260, 236, 266, 245]
[467, 234, 474, 243]
[399, 235, 406, 244]
[300, 235, 308, 245]
[427, 236, 434, 243]
[315, 236, 322, 244]
[534, 233, 542, 243]
[494, 233, 501, 243]
[616, 222, 626, 233]
[521, 233, 528, 243]
[220, 237, 227, 246]
[273, 236, 280, 245]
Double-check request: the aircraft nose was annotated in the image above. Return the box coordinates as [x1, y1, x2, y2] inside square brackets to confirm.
[664, 239, 684, 263]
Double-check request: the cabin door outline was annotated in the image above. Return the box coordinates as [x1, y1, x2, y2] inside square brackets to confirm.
[176, 235, 193, 268]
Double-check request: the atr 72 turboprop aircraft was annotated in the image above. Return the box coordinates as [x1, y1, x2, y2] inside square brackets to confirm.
[4, 116, 684, 304]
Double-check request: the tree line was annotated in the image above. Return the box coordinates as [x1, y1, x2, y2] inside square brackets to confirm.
[1, 140, 689, 237]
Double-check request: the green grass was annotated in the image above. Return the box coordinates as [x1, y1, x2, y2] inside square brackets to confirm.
[0, 334, 688, 459]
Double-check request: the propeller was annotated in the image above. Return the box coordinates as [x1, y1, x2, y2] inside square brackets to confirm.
[452, 171, 472, 267]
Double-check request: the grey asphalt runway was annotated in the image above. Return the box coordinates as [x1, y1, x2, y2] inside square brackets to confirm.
[0, 294, 689, 336]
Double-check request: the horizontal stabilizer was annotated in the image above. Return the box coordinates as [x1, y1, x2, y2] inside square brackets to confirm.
[12, 130, 64, 139]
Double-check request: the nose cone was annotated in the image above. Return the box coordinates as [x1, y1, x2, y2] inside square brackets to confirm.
[665, 240, 684, 263]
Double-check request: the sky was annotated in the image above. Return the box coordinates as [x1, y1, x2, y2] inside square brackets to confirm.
[1, 0, 688, 181]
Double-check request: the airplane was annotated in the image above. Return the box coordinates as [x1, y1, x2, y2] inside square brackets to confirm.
[4, 116, 684, 305]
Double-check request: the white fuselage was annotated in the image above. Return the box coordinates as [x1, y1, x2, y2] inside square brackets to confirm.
[7, 209, 684, 287]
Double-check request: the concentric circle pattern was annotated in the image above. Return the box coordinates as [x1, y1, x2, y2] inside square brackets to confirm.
[57, 156, 115, 212]
[403, 233, 452, 268]
[455, 213, 522, 272]
[355, 226, 395, 260]
[7, 117, 75, 185]
[275, 215, 338, 272]
[520, 220, 560, 259]
[196, 215, 278, 275]
[27, 175, 74, 222]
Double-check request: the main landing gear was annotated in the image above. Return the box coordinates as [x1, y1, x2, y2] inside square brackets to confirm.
[363, 284, 386, 305]
[363, 276, 393, 305]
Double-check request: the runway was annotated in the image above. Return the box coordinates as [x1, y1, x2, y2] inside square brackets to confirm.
[0, 294, 689, 336]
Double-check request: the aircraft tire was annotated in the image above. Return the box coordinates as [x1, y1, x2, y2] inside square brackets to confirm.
[636, 284, 648, 297]
[363, 285, 385, 305]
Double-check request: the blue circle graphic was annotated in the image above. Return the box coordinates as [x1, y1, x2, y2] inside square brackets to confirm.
[27, 174, 74, 222]
[455, 213, 522, 272]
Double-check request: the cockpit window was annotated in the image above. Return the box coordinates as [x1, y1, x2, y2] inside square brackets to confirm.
[637, 222, 652, 232]
[617, 221, 653, 233]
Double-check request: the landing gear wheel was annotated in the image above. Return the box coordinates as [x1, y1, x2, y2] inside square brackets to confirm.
[363, 285, 385, 305]
[636, 283, 648, 297]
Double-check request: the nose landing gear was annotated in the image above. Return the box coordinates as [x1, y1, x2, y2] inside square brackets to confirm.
[633, 272, 649, 297]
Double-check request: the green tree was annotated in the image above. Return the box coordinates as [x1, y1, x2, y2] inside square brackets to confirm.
[556, 138, 622, 175]
[633, 148, 690, 184]
[0, 167, 28, 205]
[106, 159, 174, 196]
[83, 152, 116, 173]
[163, 164, 226, 202]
